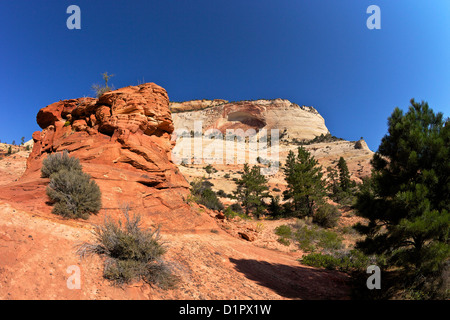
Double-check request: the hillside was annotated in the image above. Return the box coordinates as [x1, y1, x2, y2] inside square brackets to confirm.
[0, 84, 369, 300]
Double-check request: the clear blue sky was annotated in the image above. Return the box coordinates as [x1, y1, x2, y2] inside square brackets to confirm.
[1, 1, 449, 151]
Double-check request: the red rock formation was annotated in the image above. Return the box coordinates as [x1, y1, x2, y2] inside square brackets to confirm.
[0, 83, 215, 231]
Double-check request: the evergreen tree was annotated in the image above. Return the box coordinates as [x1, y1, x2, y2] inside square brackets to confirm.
[282, 146, 326, 217]
[234, 163, 270, 218]
[268, 195, 283, 217]
[326, 166, 341, 196]
[355, 99, 450, 296]
[337, 156, 352, 192]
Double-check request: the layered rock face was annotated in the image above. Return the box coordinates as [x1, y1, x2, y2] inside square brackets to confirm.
[1, 83, 214, 231]
[170, 99, 329, 140]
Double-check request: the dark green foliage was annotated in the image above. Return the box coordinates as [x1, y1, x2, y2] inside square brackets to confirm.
[292, 133, 344, 145]
[41, 151, 83, 178]
[313, 202, 341, 228]
[337, 156, 353, 192]
[355, 99, 450, 298]
[190, 178, 224, 211]
[223, 203, 249, 219]
[282, 147, 326, 217]
[278, 220, 343, 253]
[78, 206, 178, 289]
[42, 151, 101, 219]
[203, 164, 217, 177]
[216, 189, 227, 197]
[326, 159, 356, 206]
[46, 169, 102, 219]
[300, 249, 373, 272]
[268, 195, 284, 217]
[233, 163, 270, 218]
[274, 225, 292, 238]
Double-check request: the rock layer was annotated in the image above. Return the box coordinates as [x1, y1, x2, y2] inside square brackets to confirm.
[0, 83, 215, 231]
[170, 99, 329, 140]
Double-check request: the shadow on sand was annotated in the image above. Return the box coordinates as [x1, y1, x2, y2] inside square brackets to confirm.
[229, 258, 351, 300]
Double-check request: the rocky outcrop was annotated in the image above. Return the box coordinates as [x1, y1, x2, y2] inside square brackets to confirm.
[170, 99, 329, 141]
[354, 138, 370, 151]
[0, 83, 215, 231]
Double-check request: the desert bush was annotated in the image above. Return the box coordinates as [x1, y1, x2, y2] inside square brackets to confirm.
[313, 203, 341, 228]
[285, 220, 344, 252]
[92, 72, 115, 98]
[42, 151, 101, 219]
[300, 249, 375, 272]
[190, 178, 224, 211]
[41, 151, 82, 178]
[274, 225, 292, 238]
[216, 189, 227, 198]
[78, 205, 178, 289]
[46, 169, 101, 219]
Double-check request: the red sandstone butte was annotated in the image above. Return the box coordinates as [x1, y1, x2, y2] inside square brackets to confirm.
[0, 83, 216, 231]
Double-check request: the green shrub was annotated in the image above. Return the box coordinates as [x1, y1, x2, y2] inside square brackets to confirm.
[291, 221, 343, 252]
[42, 151, 101, 219]
[41, 151, 82, 178]
[274, 225, 292, 238]
[46, 169, 102, 219]
[313, 203, 341, 228]
[300, 249, 374, 272]
[190, 178, 224, 211]
[224, 204, 250, 220]
[277, 237, 291, 246]
[78, 205, 178, 289]
[301, 252, 341, 270]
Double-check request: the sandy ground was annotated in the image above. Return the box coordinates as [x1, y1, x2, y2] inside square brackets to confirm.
[0, 147, 354, 300]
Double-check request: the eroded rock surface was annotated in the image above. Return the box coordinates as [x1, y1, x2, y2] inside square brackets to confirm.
[0, 83, 215, 231]
[170, 99, 329, 141]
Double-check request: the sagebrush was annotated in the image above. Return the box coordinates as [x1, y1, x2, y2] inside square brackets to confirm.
[78, 205, 179, 289]
[42, 151, 101, 219]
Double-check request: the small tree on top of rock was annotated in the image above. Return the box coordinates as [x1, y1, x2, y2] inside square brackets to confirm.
[92, 72, 115, 98]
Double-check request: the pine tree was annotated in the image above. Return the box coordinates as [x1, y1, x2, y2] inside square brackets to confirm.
[337, 156, 352, 192]
[282, 146, 326, 217]
[355, 99, 450, 296]
[234, 163, 270, 218]
[326, 166, 341, 196]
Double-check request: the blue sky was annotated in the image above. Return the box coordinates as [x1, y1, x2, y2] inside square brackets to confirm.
[0, 1, 449, 151]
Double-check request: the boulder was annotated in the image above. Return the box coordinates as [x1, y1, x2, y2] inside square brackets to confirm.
[0, 83, 216, 232]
